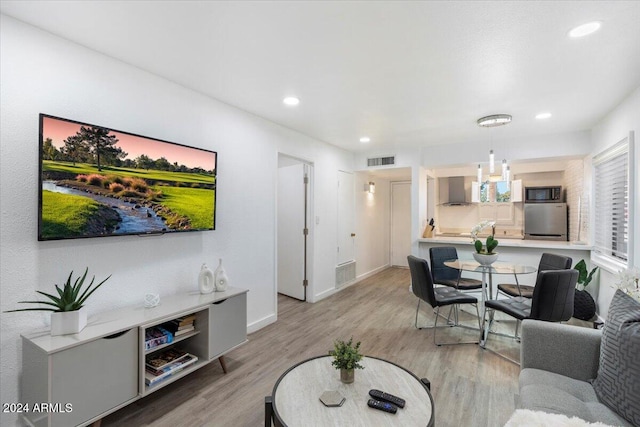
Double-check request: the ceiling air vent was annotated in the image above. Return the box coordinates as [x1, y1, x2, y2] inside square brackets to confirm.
[367, 156, 395, 167]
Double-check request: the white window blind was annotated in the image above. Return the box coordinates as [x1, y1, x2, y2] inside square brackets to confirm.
[593, 138, 630, 263]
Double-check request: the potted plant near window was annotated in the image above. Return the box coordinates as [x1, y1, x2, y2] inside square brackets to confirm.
[471, 221, 499, 266]
[5, 268, 110, 336]
[329, 337, 364, 384]
[573, 259, 598, 321]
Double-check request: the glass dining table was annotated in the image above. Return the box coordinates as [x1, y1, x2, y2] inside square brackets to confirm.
[443, 260, 537, 345]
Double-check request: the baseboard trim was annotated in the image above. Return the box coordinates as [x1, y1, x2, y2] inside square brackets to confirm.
[355, 264, 390, 282]
[247, 313, 277, 334]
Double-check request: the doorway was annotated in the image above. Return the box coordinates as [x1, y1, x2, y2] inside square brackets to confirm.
[277, 155, 312, 301]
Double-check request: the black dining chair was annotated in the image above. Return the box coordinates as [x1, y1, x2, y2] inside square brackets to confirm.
[429, 246, 483, 291]
[482, 269, 578, 363]
[408, 255, 481, 346]
[497, 253, 572, 299]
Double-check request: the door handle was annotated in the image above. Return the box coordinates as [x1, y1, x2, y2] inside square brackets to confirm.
[351, 233, 356, 237]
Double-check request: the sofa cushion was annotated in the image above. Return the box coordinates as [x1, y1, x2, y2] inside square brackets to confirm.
[519, 368, 633, 426]
[592, 290, 640, 426]
[520, 368, 599, 402]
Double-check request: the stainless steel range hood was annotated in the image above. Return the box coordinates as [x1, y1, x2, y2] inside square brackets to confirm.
[439, 176, 470, 206]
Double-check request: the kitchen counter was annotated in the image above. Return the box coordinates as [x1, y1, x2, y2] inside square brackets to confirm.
[418, 238, 592, 287]
[420, 236, 592, 250]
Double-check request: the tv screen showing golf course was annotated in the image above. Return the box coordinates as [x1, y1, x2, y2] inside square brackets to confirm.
[38, 114, 216, 241]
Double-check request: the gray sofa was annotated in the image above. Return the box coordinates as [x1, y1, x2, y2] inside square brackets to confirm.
[519, 319, 633, 427]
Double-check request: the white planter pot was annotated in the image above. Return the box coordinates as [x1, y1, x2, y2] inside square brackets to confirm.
[473, 252, 499, 266]
[51, 307, 87, 336]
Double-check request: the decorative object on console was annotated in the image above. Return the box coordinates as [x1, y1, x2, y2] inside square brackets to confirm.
[5, 267, 110, 336]
[613, 267, 640, 302]
[328, 337, 364, 384]
[573, 259, 598, 321]
[471, 221, 499, 266]
[198, 263, 215, 294]
[214, 258, 229, 291]
[144, 293, 160, 308]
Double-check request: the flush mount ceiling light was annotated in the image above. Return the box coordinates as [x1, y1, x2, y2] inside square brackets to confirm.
[282, 97, 300, 106]
[568, 21, 602, 38]
[477, 114, 512, 128]
[359, 137, 371, 143]
[536, 112, 552, 120]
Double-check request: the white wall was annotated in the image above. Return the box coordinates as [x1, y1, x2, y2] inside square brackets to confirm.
[354, 173, 391, 279]
[590, 86, 640, 318]
[0, 15, 352, 425]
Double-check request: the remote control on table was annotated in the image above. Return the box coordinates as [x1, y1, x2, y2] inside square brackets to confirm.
[369, 389, 406, 408]
[367, 398, 397, 414]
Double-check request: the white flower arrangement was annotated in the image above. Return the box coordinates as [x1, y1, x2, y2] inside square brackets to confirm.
[614, 267, 640, 302]
[471, 220, 496, 242]
[471, 220, 498, 254]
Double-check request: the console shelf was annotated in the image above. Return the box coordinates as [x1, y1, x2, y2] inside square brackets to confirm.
[21, 287, 248, 427]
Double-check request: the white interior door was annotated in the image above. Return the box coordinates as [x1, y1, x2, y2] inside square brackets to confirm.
[391, 182, 411, 267]
[337, 171, 355, 265]
[277, 162, 307, 300]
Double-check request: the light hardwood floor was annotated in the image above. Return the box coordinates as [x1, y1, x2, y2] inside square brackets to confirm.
[103, 267, 521, 427]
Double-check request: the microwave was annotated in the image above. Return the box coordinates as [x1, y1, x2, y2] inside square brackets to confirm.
[524, 186, 563, 203]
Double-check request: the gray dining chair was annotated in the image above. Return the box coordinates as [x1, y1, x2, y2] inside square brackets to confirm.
[408, 255, 481, 346]
[429, 246, 483, 291]
[482, 269, 578, 363]
[497, 253, 572, 298]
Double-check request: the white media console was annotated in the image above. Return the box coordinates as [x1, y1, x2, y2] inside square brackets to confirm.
[20, 287, 248, 427]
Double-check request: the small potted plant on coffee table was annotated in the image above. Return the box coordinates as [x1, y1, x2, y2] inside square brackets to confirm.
[5, 268, 110, 336]
[329, 337, 364, 384]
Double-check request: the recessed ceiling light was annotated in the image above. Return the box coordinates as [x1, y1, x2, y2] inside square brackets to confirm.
[536, 112, 552, 120]
[283, 97, 300, 106]
[568, 21, 602, 38]
[359, 137, 371, 143]
[477, 114, 512, 127]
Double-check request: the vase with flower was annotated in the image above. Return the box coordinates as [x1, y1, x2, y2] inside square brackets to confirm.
[471, 220, 499, 266]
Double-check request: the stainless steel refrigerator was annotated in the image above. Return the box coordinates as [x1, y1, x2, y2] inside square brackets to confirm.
[524, 203, 568, 241]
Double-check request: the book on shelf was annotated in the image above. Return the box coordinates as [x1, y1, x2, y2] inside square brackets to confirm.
[174, 325, 195, 336]
[145, 353, 198, 386]
[144, 326, 173, 350]
[162, 319, 196, 336]
[173, 314, 196, 327]
[146, 348, 189, 370]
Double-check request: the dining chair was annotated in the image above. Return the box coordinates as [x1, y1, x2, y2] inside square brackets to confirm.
[497, 253, 572, 298]
[482, 269, 578, 363]
[429, 246, 483, 291]
[408, 255, 481, 346]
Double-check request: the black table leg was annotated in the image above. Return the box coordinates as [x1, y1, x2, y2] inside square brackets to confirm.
[265, 396, 273, 427]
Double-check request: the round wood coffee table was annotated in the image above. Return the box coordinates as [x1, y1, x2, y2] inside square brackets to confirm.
[267, 355, 434, 426]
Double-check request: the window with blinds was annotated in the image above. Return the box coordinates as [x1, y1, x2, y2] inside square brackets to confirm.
[593, 135, 632, 263]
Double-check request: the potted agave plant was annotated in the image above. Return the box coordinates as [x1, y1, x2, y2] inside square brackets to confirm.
[471, 221, 499, 266]
[329, 337, 364, 384]
[5, 268, 110, 336]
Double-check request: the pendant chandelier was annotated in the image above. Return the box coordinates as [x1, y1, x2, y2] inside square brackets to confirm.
[477, 114, 512, 183]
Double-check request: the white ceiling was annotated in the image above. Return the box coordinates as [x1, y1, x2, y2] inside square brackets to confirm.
[2, 1, 639, 153]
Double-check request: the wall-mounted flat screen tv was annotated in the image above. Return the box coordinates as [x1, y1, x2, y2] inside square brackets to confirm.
[39, 114, 216, 241]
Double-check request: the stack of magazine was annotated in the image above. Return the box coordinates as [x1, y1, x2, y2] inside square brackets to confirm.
[145, 348, 198, 386]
